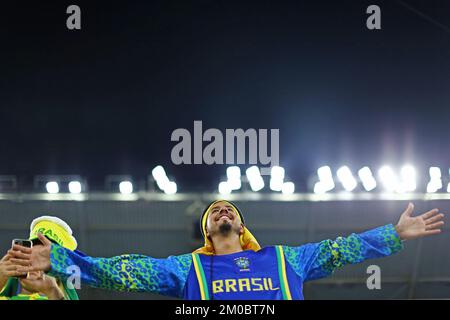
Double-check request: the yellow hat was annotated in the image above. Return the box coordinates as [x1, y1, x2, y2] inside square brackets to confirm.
[193, 200, 261, 255]
[29, 216, 78, 251]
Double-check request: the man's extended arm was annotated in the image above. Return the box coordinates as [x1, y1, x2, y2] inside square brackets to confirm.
[9, 233, 193, 298]
[284, 223, 402, 281]
[47, 244, 193, 298]
[284, 203, 444, 281]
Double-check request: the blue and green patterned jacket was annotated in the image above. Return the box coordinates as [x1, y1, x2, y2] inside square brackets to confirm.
[48, 224, 403, 300]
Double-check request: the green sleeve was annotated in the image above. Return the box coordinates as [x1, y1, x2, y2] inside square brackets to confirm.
[48, 245, 193, 298]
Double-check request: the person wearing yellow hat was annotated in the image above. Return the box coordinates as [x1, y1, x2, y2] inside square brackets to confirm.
[0, 216, 79, 300]
[28, 216, 78, 252]
[193, 200, 261, 255]
[8, 201, 445, 300]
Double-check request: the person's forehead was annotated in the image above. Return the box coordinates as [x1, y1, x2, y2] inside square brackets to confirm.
[210, 201, 234, 211]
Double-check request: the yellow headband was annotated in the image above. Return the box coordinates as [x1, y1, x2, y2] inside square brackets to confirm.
[194, 200, 261, 255]
[29, 220, 78, 251]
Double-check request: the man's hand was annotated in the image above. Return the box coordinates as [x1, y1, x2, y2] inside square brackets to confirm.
[395, 203, 445, 240]
[0, 253, 17, 278]
[0, 253, 27, 288]
[8, 233, 52, 275]
[20, 271, 64, 300]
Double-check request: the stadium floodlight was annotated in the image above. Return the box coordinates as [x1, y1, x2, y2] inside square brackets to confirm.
[271, 166, 285, 181]
[163, 181, 177, 195]
[269, 166, 285, 192]
[156, 178, 171, 191]
[336, 166, 357, 191]
[378, 166, 398, 192]
[152, 165, 166, 180]
[314, 182, 325, 194]
[429, 167, 442, 179]
[152, 165, 171, 191]
[270, 178, 284, 192]
[246, 166, 260, 180]
[427, 167, 442, 193]
[426, 181, 442, 193]
[246, 166, 265, 192]
[228, 178, 242, 191]
[358, 167, 377, 191]
[281, 182, 295, 194]
[321, 180, 335, 192]
[249, 177, 264, 192]
[218, 181, 232, 195]
[316, 166, 335, 192]
[427, 181, 441, 193]
[400, 165, 416, 192]
[68, 181, 82, 194]
[226, 166, 241, 181]
[45, 181, 59, 194]
[318, 166, 333, 181]
[119, 181, 133, 194]
[152, 166, 169, 182]
[226, 166, 242, 191]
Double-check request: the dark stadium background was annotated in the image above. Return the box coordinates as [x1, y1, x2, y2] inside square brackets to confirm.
[0, 0, 449, 299]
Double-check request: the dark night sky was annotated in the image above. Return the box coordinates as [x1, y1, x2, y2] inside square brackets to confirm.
[0, 0, 449, 191]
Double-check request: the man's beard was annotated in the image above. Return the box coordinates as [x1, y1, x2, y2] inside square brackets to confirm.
[219, 222, 232, 235]
[214, 221, 240, 237]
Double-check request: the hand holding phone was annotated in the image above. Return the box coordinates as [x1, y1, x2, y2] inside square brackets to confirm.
[9, 233, 52, 275]
[11, 239, 33, 278]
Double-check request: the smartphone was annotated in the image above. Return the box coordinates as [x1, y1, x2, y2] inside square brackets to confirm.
[12, 239, 33, 248]
[11, 239, 33, 278]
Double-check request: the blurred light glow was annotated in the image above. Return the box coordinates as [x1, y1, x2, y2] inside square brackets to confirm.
[378, 166, 398, 192]
[269, 166, 285, 192]
[336, 166, 357, 191]
[152, 165, 171, 191]
[246, 166, 261, 180]
[163, 181, 177, 195]
[427, 181, 440, 193]
[46, 181, 59, 194]
[119, 181, 133, 194]
[226, 166, 242, 191]
[281, 182, 295, 194]
[68, 181, 82, 194]
[270, 178, 283, 192]
[314, 182, 326, 194]
[427, 180, 442, 193]
[152, 165, 167, 181]
[318, 166, 333, 181]
[218, 181, 231, 195]
[427, 167, 442, 193]
[226, 166, 241, 181]
[156, 178, 170, 191]
[399, 165, 416, 192]
[316, 166, 335, 193]
[358, 167, 377, 191]
[249, 178, 264, 192]
[228, 178, 241, 191]
[246, 166, 264, 192]
[270, 166, 285, 181]
[429, 167, 442, 179]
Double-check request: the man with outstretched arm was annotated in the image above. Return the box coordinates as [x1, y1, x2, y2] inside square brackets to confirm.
[9, 201, 445, 300]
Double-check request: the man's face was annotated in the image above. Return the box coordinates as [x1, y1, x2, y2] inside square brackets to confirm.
[205, 201, 243, 238]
